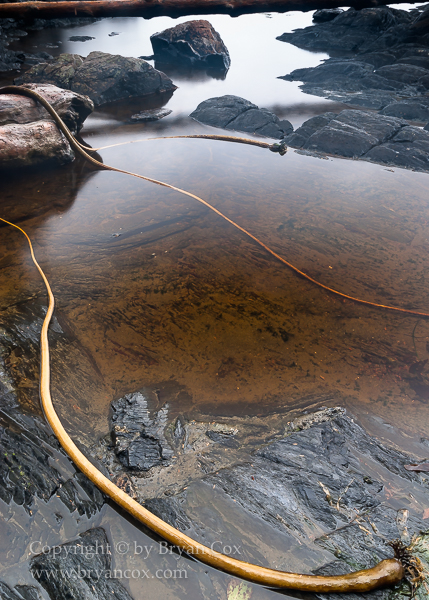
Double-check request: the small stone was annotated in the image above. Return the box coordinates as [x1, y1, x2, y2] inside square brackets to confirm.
[130, 107, 172, 122]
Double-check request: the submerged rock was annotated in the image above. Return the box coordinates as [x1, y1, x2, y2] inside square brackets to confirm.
[130, 107, 172, 122]
[150, 20, 230, 72]
[16, 51, 177, 106]
[190, 95, 293, 139]
[0, 83, 93, 168]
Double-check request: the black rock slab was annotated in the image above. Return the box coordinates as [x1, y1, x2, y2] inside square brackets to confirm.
[16, 51, 177, 107]
[110, 391, 173, 471]
[150, 20, 230, 71]
[287, 109, 406, 159]
[31, 528, 133, 600]
[144, 408, 428, 599]
[190, 95, 293, 139]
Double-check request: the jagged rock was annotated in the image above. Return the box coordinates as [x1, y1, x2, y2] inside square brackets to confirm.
[110, 391, 173, 470]
[190, 95, 293, 139]
[31, 528, 133, 600]
[16, 51, 177, 106]
[150, 20, 230, 71]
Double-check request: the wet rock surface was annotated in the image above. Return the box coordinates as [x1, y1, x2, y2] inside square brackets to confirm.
[0, 83, 93, 168]
[150, 20, 230, 72]
[30, 528, 133, 600]
[190, 95, 293, 139]
[16, 51, 177, 106]
[283, 109, 429, 171]
[141, 408, 429, 599]
[278, 3, 429, 140]
[110, 391, 173, 470]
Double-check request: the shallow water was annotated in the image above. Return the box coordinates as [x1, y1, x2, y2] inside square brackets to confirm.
[2, 9, 429, 598]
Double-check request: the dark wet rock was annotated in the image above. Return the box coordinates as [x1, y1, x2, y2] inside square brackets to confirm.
[0, 83, 94, 133]
[380, 99, 429, 122]
[110, 391, 173, 470]
[0, 583, 42, 600]
[283, 112, 337, 148]
[16, 51, 177, 107]
[150, 20, 230, 71]
[375, 63, 429, 84]
[278, 6, 429, 114]
[14, 586, 43, 600]
[284, 108, 429, 172]
[130, 107, 172, 122]
[277, 7, 414, 54]
[190, 95, 293, 139]
[0, 83, 93, 168]
[31, 528, 133, 600]
[0, 408, 104, 515]
[285, 109, 406, 158]
[365, 125, 429, 171]
[313, 8, 343, 23]
[425, 122, 429, 130]
[145, 407, 428, 596]
[69, 35, 95, 42]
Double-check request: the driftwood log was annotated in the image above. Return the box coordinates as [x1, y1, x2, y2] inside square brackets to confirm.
[0, 0, 421, 20]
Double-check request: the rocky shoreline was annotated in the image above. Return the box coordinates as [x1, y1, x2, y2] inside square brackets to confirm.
[0, 304, 428, 599]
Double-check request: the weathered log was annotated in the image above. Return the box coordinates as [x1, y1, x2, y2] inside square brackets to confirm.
[0, 0, 421, 20]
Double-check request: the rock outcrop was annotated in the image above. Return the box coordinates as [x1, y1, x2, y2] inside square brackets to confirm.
[190, 95, 293, 139]
[283, 109, 429, 172]
[15, 51, 177, 106]
[278, 5, 429, 115]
